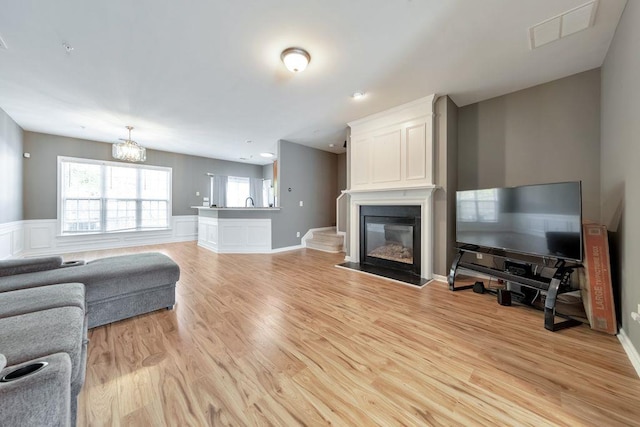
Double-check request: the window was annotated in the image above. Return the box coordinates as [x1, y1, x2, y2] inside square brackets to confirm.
[263, 179, 273, 207]
[209, 175, 268, 207]
[226, 176, 251, 207]
[457, 189, 498, 222]
[59, 157, 171, 234]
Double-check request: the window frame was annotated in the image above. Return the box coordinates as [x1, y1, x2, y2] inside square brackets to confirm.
[57, 156, 173, 236]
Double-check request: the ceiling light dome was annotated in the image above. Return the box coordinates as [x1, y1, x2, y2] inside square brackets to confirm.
[281, 47, 310, 73]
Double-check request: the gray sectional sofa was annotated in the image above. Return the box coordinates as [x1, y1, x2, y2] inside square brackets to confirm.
[0, 252, 180, 426]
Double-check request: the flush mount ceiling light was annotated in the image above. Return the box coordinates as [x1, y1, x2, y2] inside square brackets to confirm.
[112, 126, 146, 162]
[351, 91, 366, 100]
[281, 47, 310, 73]
[260, 152, 275, 158]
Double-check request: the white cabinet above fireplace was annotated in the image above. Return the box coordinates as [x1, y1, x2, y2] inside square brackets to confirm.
[348, 94, 436, 191]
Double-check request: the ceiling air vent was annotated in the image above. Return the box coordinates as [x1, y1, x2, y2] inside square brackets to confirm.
[529, 0, 598, 49]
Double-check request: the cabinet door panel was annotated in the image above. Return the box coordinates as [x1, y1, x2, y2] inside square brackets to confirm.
[351, 137, 370, 186]
[406, 123, 427, 181]
[371, 130, 401, 184]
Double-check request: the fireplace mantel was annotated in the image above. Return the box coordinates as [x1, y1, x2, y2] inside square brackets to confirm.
[345, 186, 437, 279]
[345, 94, 437, 282]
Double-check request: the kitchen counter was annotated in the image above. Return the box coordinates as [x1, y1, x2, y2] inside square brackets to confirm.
[192, 206, 280, 253]
[191, 206, 280, 211]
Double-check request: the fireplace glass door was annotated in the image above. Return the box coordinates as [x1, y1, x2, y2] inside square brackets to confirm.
[360, 205, 421, 276]
[365, 221, 414, 265]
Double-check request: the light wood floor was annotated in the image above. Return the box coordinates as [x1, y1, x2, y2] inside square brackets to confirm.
[72, 242, 640, 426]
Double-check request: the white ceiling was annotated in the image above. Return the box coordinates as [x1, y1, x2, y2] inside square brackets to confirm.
[0, 0, 627, 165]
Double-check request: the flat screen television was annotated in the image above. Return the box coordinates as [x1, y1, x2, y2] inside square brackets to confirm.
[456, 181, 583, 262]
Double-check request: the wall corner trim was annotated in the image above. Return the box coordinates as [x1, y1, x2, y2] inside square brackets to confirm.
[618, 328, 640, 379]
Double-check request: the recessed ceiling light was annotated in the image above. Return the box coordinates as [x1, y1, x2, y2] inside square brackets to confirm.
[281, 47, 311, 73]
[352, 91, 366, 100]
[62, 42, 74, 53]
[329, 144, 335, 148]
[260, 152, 275, 158]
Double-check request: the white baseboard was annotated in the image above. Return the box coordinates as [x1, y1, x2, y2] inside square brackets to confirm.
[20, 216, 198, 256]
[432, 274, 448, 283]
[271, 244, 304, 253]
[618, 328, 640, 379]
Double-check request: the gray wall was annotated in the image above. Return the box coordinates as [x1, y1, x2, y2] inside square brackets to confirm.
[0, 108, 23, 223]
[262, 162, 274, 181]
[272, 140, 338, 248]
[23, 132, 263, 219]
[434, 96, 458, 276]
[458, 69, 601, 222]
[337, 153, 347, 192]
[601, 1, 639, 353]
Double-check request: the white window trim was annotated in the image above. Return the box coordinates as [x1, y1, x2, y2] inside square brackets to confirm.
[57, 156, 173, 236]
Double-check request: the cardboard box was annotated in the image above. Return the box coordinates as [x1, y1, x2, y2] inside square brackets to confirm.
[580, 223, 617, 334]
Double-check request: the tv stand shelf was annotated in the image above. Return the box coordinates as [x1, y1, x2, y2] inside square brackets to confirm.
[448, 249, 582, 332]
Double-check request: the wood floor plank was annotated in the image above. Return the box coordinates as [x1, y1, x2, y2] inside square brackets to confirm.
[73, 242, 640, 426]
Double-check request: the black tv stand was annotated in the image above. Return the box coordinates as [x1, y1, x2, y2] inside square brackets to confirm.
[448, 247, 582, 332]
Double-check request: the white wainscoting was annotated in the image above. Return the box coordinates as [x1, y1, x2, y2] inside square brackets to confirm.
[0, 221, 24, 259]
[198, 216, 271, 253]
[20, 215, 198, 256]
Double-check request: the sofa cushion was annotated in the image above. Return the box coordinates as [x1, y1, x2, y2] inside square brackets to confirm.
[83, 253, 180, 301]
[0, 253, 180, 303]
[0, 306, 85, 387]
[0, 256, 63, 277]
[0, 283, 85, 319]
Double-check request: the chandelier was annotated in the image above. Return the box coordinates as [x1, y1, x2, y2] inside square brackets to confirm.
[112, 126, 146, 162]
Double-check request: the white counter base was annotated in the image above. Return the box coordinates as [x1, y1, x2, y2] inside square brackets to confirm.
[198, 216, 271, 253]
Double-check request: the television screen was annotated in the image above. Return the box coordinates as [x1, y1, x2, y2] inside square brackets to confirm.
[456, 181, 582, 261]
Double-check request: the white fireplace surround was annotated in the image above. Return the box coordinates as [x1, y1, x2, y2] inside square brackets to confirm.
[345, 94, 437, 281]
[345, 186, 437, 279]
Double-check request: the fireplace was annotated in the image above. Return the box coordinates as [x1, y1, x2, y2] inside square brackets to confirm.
[343, 187, 436, 283]
[360, 205, 421, 276]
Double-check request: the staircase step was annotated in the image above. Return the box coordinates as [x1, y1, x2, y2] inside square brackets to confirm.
[305, 228, 344, 253]
[306, 239, 343, 253]
[314, 227, 338, 235]
[312, 233, 344, 245]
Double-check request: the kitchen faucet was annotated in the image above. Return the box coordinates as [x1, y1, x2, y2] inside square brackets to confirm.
[245, 197, 255, 207]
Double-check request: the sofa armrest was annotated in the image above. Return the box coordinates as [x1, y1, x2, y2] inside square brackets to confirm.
[0, 256, 64, 277]
[0, 353, 72, 426]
